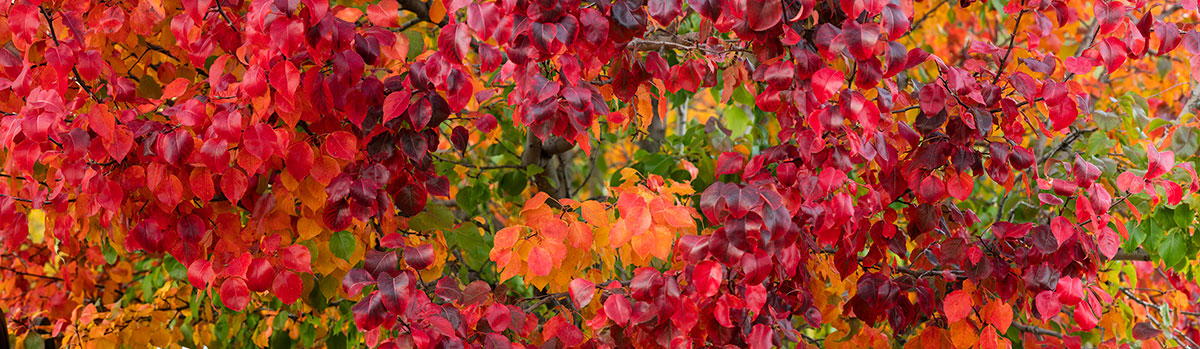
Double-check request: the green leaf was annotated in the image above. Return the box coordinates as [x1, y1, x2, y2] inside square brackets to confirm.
[327, 332, 348, 349]
[269, 330, 293, 349]
[409, 204, 457, 231]
[1159, 232, 1187, 269]
[23, 333, 44, 349]
[273, 310, 290, 330]
[724, 105, 750, 138]
[445, 225, 489, 270]
[330, 230, 356, 262]
[1093, 110, 1120, 131]
[300, 322, 317, 347]
[403, 31, 424, 61]
[163, 256, 187, 281]
[1123, 219, 1145, 251]
[455, 184, 489, 214]
[1175, 203, 1193, 227]
[525, 164, 545, 177]
[103, 241, 117, 265]
[498, 171, 527, 196]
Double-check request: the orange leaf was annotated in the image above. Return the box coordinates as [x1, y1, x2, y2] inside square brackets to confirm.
[566, 221, 593, 249]
[580, 200, 609, 226]
[944, 290, 973, 323]
[609, 219, 631, 248]
[983, 300, 1013, 333]
[616, 192, 651, 235]
[523, 192, 551, 214]
[494, 226, 520, 250]
[948, 320, 978, 349]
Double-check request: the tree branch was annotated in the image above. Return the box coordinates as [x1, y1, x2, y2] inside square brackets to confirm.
[1013, 321, 1063, 338]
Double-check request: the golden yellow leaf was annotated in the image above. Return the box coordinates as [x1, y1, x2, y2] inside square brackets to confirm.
[28, 209, 45, 244]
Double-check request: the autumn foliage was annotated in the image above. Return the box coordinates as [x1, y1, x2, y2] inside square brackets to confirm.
[3, 0, 1200, 347]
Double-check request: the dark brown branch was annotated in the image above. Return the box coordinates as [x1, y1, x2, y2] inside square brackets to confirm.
[1112, 249, 1151, 261]
[991, 6, 1027, 85]
[0, 305, 7, 349]
[40, 8, 103, 104]
[907, 0, 948, 36]
[1013, 322, 1063, 338]
[0, 266, 62, 281]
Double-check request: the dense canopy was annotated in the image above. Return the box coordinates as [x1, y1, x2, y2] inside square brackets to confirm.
[2, 0, 1200, 347]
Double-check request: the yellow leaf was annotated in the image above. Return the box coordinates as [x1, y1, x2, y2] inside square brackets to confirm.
[28, 209, 45, 244]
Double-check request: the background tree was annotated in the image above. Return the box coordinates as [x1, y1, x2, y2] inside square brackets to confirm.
[2, 0, 1200, 347]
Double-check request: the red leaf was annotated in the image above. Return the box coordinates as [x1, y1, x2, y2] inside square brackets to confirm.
[748, 324, 773, 349]
[1048, 97, 1077, 131]
[946, 172, 974, 200]
[603, 294, 632, 325]
[188, 259, 214, 289]
[220, 278, 251, 311]
[486, 304, 511, 332]
[399, 129, 428, 162]
[243, 123, 278, 160]
[918, 84, 946, 115]
[160, 130, 194, 165]
[475, 113, 498, 133]
[528, 245, 552, 276]
[1097, 227, 1119, 259]
[352, 292, 387, 331]
[225, 252, 252, 278]
[992, 222, 1033, 239]
[1035, 290, 1061, 320]
[746, 0, 782, 31]
[1072, 298, 1100, 331]
[1063, 56, 1098, 75]
[880, 4, 909, 40]
[844, 20, 881, 61]
[1116, 171, 1145, 193]
[943, 289, 972, 323]
[715, 152, 744, 177]
[1097, 37, 1127, 73]
[377, 272, 411, 314]
[269, 60, 300, 98]
[812, 68, 844, 101]
[1145, 145, 1174, 180]
[403, 243, 435, 270]
[272, 270, 303, 304]
[688, 0, 721, 20]
[450, 126, 469, 152]
[648, 0, 681, 25]
[383, 91, 410, 124]
[1049, 216, 1075, 247]
[1132, 322, 1162, 340]
[246, 257, 275, 292]
[342, 269, 376, 297]
[446, 68, 473, 112]
[917, 175, 946, 203]
[286, 143, 314, 180]
[220, 169, 248, 204]
[693, 260, 723, 298]
[280, 245, 312, 274]
[1055, 276, 1084, 306]
[189, 168, 215, 202]
[323, 131, 357, 161]
[569, 279, 596, 309]
[1093, 0, 1124, 35]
